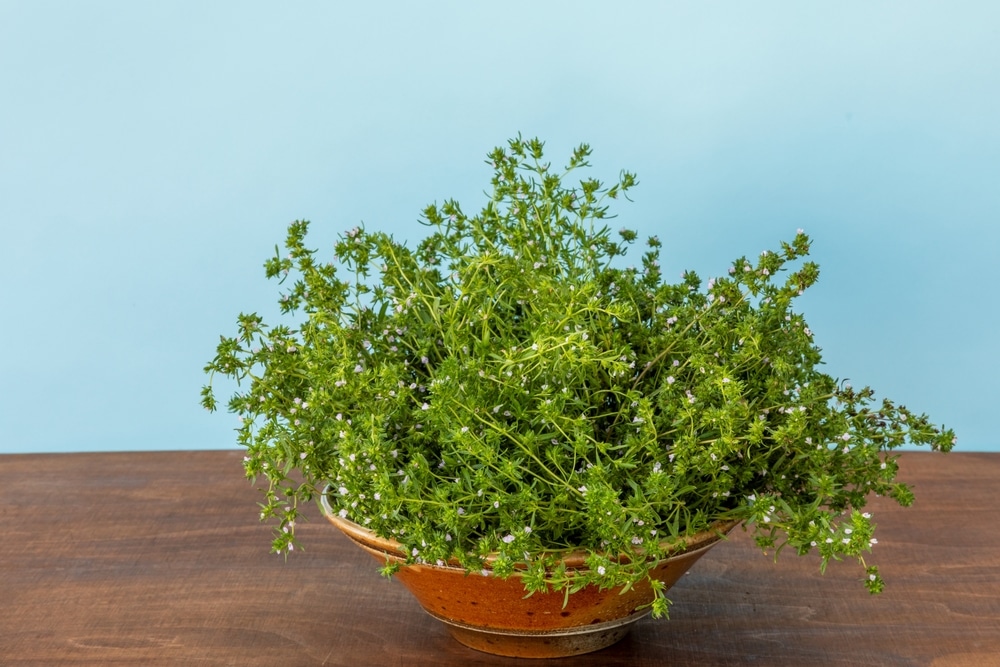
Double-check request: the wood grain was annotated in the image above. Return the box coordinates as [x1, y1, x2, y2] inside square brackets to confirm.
[1, 451, 997, 666]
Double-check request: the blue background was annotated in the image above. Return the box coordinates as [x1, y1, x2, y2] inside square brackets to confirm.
[2, 1, 996, 453]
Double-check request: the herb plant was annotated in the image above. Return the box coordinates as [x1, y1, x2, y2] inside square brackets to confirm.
[203, 136, 955, 618]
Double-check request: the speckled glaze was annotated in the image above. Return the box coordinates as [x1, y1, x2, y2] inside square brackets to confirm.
[321, 491, 737, 658]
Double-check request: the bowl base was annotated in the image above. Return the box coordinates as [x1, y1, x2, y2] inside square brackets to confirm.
[435, 611, 641, 658]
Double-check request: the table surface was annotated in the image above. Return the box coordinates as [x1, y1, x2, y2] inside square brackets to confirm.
[1, 451, 997, 667]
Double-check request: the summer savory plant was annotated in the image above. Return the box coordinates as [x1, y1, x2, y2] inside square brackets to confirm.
[202, 136, 955, 618]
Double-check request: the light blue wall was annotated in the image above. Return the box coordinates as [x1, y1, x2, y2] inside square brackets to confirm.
[2, 1, 996, 453]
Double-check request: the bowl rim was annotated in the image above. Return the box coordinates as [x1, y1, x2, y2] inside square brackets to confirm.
[319, 482, 741, 571]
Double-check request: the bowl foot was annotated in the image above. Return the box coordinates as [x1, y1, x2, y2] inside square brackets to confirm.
[438, 614, 639, 658]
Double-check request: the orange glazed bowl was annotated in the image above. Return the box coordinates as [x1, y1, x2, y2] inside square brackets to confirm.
[321, 489, 736, 658]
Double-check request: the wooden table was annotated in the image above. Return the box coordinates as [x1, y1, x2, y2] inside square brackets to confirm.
[1, 451, 997, 666]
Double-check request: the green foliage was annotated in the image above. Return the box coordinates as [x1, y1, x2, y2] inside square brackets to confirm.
[203, 136, 955, 618]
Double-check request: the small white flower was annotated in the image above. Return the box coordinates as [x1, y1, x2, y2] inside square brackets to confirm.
[597, 566, 606, 576]
[502, 534, 515, 544]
